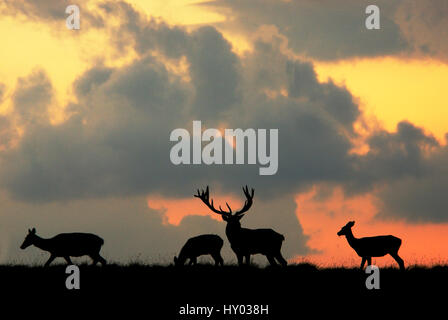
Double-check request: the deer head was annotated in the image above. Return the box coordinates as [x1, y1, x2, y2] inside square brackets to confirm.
[173, 256, 181, 266]
[337, 221, 355, 236]
[20, 228, 37, 249]
[194, 186, 254, 229]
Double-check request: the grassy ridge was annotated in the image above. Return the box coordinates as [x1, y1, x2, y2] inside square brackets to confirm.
[2, 263, 444, 317]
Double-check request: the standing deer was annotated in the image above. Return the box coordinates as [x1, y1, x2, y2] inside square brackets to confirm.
[174, 234, 224, 266]
[195, 186, 287, 266]
[20, 228, 107, 266]
[337, 221, 405, 270]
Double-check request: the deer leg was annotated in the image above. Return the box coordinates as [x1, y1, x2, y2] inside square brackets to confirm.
[367, 257, 372, 267]
[236, 254, 244, 266]
[390, 252, 405, 270]
[245, 255, 251, 265]
[275, 253, 288, 267]
[189, 257, 197, 265]
[360, 257, 367, 270]
[212, 253, 223, 266]
[90, 253, 107, 266]
[97, 255, 107, 266]
[267, 255, 278, 266]
[44, 254, 56, 267]
[64, 256, 73, 265]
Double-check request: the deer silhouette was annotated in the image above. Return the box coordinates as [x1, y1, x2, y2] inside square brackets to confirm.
[195, 186, 287, 266]
[20, 228, 107, 266]
[174, 234, 224, 266]
[337, 221, 405, 270]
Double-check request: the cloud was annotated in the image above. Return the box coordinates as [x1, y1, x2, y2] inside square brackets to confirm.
[0, 4, 363, 202]
[12, 70, 53, 125]
[349, 121, 439, 193]
[0, 82, 5, 103]
[395, 0, 448, 61]
[204, 0, 408, 61]
[3, 0, 448, 62]
[204, 0, 448, 62]
[0, 116, 15, 149]
[369, 127, 448, 222]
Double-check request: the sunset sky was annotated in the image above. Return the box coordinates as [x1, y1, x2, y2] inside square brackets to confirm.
[0, 0, 447, 267]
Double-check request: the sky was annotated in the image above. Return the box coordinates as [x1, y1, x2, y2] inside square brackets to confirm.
[0, 0, 447, 267]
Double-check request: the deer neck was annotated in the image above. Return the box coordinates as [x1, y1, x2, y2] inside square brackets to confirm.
[177, 249, 188, 264]
[32, 235, 52, 252]
[225, 223, 242, 243]
[344, 229, 358, 250]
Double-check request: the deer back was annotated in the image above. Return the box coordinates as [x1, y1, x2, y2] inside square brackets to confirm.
[48, 233, 104, 256]
[179, 234, 223, 259]
[355, 235, 402, 257]
[228, 228, 284, 254]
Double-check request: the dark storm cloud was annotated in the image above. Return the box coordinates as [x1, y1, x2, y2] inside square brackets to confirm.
[204, 0, 448, 62]
[186, 26, 241, 118]
[359, 124, 448, 223]
[12, 70, 53, 125]
[0, 83, 5, 103]
[99, 2, 241, 118]
[0, 116, 15, 149]
[349, 121, 439, 194]
[395, 0, 448, 61]
[74, 66, 113, 97]
[0, 14, 361, 203]
[204, 0, 408, 61]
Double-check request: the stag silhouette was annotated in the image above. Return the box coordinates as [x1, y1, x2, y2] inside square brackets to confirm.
[174, 234, 224, 266]
[20, 228, 107, 266]
[337, 221, 405, 270]
[195, 186, 287, 266]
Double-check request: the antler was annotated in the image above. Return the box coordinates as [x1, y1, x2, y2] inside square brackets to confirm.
[234, 185, 254, 216]
[194, 186, 233, 216]
[194, 185, 255, 217]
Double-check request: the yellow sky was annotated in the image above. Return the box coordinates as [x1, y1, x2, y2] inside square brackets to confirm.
[315, 58, 448, 143]
[131, 0, 225, 25]
[1, 0, 447, 142]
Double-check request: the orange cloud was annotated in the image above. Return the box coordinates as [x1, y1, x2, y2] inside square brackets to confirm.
[147, 192, 242, 225]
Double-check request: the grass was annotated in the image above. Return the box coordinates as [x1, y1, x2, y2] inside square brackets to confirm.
[2, 262, 443, 316]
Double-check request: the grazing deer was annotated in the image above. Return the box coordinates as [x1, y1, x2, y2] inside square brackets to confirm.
[195, 186, 287, 266]
[20, 228, 107, 266]
[174, 234, 224, 266]
[337, 221, 405, 270]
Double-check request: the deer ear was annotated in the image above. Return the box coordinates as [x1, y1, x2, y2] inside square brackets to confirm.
[31, 228, 36, 234]
[222, 215, 229, 222]
[173, 256, 177, 263]
[236, 214, 244, 221]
